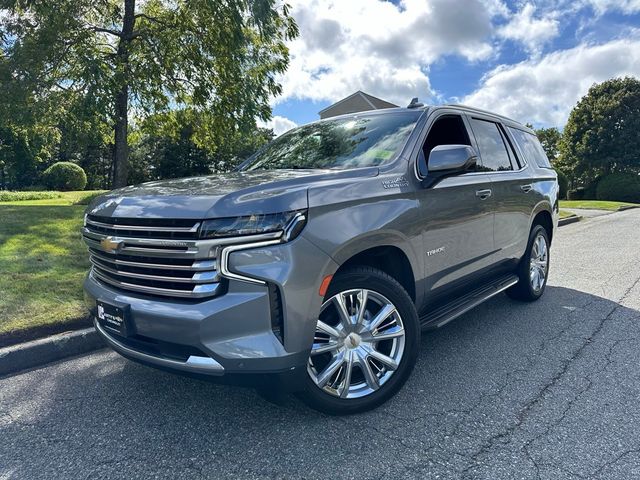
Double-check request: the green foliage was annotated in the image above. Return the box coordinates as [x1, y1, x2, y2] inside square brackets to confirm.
[534, 127, 562, 162]
[129, 108, 274, 183]
[583, 176, 602, 200]
[556, 170, 569, 199]
[0, 191, 62, 202]
[567, 188, 586, 200]
[42, 162, 88, 191]
[1, 0, 298, 187]
[596, 173, 640, 203]
[559, 77, 640, 185]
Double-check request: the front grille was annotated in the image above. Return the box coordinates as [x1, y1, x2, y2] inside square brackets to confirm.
[83, 216, 222, 299]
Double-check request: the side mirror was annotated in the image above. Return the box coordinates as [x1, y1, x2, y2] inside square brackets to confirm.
[428, 145, 477, 172]
[421, 145, 477, 188]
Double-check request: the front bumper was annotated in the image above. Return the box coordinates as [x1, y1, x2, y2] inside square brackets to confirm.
[84, 235, 338, 389]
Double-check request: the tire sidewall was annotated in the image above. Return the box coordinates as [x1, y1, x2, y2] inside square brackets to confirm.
[299, 267, 420, 415]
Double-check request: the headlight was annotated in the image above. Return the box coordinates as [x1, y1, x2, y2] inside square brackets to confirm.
[199, 211, 307, 240]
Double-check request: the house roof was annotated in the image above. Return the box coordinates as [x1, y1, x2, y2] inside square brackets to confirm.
[318, 91, 399, 118]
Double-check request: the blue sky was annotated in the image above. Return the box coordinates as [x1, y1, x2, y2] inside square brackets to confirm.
[263, 0, 640, 134]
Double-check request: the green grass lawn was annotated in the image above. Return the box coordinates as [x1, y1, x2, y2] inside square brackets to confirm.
[559, 200, 639, 211]
[0, 191, 106, 345]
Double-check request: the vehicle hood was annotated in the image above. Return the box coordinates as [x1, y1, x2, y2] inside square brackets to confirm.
[86, 168, 379, 219]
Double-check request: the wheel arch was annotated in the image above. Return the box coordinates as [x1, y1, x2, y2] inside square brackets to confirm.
[333, 242, 419, 305]
[531, 208, 554, 244]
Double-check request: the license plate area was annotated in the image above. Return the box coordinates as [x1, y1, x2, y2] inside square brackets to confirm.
[96, 300, 132, 337]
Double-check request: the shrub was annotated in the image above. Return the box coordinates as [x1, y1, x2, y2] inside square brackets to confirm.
[22, 184, 48, 192]
[567, 187, 586, 200]
[0, 191, 62, 202]
[583, 176, 602, 199]
[42, 162, 87, 191]
[556, 170, 568, 199]
[596, 173, 640, 203]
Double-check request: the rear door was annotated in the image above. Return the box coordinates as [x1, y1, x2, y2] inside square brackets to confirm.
[467, 116, 534, 262]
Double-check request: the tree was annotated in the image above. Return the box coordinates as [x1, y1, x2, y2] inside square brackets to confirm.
[1, 0, 298, 187]
[128, 108, 274, 184]
[534, 127, 561, 164]
[558, 77, 640, 184]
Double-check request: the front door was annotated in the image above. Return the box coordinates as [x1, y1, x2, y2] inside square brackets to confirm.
[414, 110, 496, 305]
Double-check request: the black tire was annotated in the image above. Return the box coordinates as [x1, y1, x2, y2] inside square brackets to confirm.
[297, 266, 420, 415]
[506, 224, 550, 302]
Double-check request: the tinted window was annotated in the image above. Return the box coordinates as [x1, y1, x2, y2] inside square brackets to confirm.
[239, 112, 421, 171]
[508, 128, 552, 168]
[469, 119, 513, 171]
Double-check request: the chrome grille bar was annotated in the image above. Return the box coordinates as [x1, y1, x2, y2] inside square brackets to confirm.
[91, 270, 220, 299]
[86, 217, 201, 233]
[89, 249, 216, 271]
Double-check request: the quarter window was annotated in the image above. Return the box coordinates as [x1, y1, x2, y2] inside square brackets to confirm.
[508, 127, 552, 168]
[469, 119, 514, 172]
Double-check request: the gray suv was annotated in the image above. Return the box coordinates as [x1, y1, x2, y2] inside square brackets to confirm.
[83, 104, 559, 414]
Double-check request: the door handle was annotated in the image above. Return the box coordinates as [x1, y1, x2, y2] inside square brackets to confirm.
[520, 184, 533, 193]
[475, 189, 492, 200]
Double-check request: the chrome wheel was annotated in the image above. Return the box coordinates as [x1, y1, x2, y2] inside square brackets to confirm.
[529, 233, 548, 293]
[307, 289, 406, 399]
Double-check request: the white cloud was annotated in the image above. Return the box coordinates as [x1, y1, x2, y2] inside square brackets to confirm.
[582, 0, 640, 14]
[259, 116, 298, 136]
[463, 37, 640, 126]
[498, 4, 559, 55]
[278, 0, 504, 107]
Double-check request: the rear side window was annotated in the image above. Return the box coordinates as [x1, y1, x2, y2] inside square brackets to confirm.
[469, 119, 513, 172]
[508, 128, 552, 168]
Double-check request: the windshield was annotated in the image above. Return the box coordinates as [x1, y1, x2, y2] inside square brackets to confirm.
[239, 112, 421, 171]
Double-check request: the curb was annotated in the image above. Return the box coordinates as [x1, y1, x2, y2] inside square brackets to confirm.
[558, 215, 582, 226]
[0, 328, 105, 377]
[618, 205, 639, 211]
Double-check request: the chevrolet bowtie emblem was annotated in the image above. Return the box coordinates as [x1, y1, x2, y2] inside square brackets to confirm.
[100, 236, 123, 252]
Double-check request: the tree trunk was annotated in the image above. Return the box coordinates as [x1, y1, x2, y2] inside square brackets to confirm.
[112, 0, 136, 188]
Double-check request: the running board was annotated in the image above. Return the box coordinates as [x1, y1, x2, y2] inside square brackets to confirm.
[420, 274, 519, 330]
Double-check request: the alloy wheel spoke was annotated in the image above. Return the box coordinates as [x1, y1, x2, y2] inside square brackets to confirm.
[355, 289, 368, 326]
[374, 326, 405, 341]
[311, 341, 339, 356]
[357, 351, 380, 390]
[316, 320, 340, 340]
[367, 303, 396, 333]
[316, 353, 345, 388]
[338, 351, 354, 398]
[332, 294, 352, 328]
[364, 345, 399, 370]
[363, 325, 405, 342]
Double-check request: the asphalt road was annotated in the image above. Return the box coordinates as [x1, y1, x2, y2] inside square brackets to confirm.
[2, 209, 640, 480]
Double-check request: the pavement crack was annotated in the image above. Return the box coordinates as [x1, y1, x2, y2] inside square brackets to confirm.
[459, 281, 637, 479]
